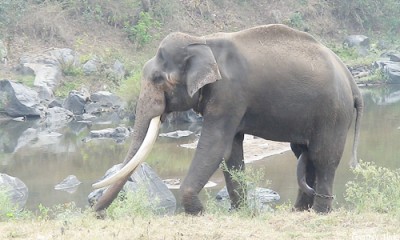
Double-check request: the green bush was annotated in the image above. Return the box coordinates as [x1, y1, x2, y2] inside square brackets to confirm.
[0, 0, 26, 32]
[0, 188, 31, 221]
[206, 162, 270, 217]
[106, 186, 156, 219]
[345, 160, 400, 215]
[125, 11, 160, 47]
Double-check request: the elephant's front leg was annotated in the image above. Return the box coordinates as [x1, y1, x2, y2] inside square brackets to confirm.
[222, 133, 246, 210]
[180, 116, 242, 215]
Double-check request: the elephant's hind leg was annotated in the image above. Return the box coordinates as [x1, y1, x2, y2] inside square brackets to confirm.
[291, 143, 316, 211]
[308, 134, 346, 213]
[222, 133, 246, 210]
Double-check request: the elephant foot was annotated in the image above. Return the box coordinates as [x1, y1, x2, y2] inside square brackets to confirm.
[182, 191, 204, 215]
[312, 201, 332, 213]
[311, 195, 334, 213]
[294, 190, 314, 211]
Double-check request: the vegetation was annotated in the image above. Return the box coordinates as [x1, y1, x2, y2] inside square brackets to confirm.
[346, 161, 400, 215]
[1, 161, 400, 238]
[1, 0, 400, 238]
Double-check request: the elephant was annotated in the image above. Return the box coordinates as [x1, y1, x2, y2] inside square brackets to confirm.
[92, 24, 363, 214]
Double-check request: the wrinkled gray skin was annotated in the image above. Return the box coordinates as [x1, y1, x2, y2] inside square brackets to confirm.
[94, 24, 363, 214]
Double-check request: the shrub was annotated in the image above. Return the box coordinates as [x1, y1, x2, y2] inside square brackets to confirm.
[0, 187, 31, 221]
[125, 11, 160, 47]
[345, 160, 400, 215]
[106, 185, 157, 219]
[206, 162, 270, 217]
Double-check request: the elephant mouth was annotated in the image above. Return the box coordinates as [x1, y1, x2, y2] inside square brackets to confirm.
[160, 113, 168, 123]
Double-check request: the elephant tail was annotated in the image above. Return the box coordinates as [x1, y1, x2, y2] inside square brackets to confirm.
[350, 95, 363, 168]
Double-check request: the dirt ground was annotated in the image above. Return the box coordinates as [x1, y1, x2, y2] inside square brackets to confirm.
[181, 134, 291, 162]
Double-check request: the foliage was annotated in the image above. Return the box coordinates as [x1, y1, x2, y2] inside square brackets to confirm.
[118, 68, 142, 103]
[331, 0, 400, 34]
[125, 12, 160, 47]
[106, 185, 156, 219]
[345, 160, 400, 215]
[288, 12, 305, 30]
[54, 80, 82, 98]
[0, 188, 31, 221]
[206, 162, 270, 217]
[0, 0, 26, 33]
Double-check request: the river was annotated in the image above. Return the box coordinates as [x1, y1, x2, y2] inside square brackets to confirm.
[1, 85, 400, 211]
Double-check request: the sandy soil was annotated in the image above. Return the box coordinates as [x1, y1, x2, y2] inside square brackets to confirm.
[180, 134, 291, 162]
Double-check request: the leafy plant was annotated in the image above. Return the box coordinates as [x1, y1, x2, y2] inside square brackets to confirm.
[345, 160, 400, 215]
[125, 12, 160, 47]
[288, 12, 305, 30]
[206, 162, 270, 217]
[0, 187, 31, 221]
[106, 185, 157, 219]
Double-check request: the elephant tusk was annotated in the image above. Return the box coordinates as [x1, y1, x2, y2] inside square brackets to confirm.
[92, 116, 161, 189]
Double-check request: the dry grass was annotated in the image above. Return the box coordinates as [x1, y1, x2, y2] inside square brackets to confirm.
[1, 210, 399, 240]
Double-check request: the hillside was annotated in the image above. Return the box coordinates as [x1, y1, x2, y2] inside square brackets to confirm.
[0, 0, 399, 100]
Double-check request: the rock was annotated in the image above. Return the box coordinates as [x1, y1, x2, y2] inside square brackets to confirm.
[63, 90, 89, 115]
[17, 48, 79, 101]
[89, 163, 176, 215]
[85, 126, 131, 143]
[216, 186, 280, 212]
[112, 60, 125, 80]
[48, 99, 63, 108]
[389, 53, 400, 62]
[343, 35, 370, 56]
[159, 130, 193, 139]
[385, 63, 400, 83]
[0, 40, 7, 64]
[82, 57, 100, 75]
[54, 175, 82, 194]
[0, 79, 42, 118]
[44, 106, 73, 129]
[90, 91, 124, 108]
[162, 178, 216, 189]
[373, 52, 400, 83]
[165, 109, 202, 124]
[0, 173, 29, 209]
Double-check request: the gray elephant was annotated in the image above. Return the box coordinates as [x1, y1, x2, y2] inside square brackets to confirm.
[92, 24, 363, 214]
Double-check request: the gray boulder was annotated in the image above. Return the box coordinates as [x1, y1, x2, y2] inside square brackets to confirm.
[343, 35, 370, 56]
[54, 175, 82, 194]
[216, 186, 280, 212]
[0, 173, 29, 210]
[373, 52, 400, 83]
[63, 90, 89, 115]
[85, 126, 131, 143]
[165, 109, 202, 124]
[17, 48, 79, 100]
[0, 80, 42, 118]
[90, 91, 124, 108]
[83, 57, 101, 75]
[44, 106, 73, 129]
[89, 163, 176, 215]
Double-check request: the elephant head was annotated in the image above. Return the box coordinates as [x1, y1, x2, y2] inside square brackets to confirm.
[92, 32, 222, 211]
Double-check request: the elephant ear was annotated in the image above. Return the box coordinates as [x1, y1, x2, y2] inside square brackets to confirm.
[184, 43, 222, 97]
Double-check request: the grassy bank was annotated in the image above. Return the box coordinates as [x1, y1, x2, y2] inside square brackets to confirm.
[1, 161, 400, 239]
[1, 210, 399, 239]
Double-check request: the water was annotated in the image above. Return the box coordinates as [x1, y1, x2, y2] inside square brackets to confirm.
[1, 85, 400, 210]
